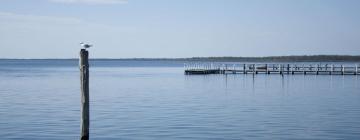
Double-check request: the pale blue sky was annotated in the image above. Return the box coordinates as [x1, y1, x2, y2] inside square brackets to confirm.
[0, 0, 359, 58]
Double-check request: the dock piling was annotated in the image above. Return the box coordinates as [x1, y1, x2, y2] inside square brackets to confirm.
[80, 49, 90, 140]
[316, 64, 319, 75]
[254, 64, 258, 74]
[243, 64, 246, 74]
[266, 64, 269, 74]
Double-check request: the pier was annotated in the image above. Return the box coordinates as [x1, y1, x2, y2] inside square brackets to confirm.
[184, 63, 360, 75]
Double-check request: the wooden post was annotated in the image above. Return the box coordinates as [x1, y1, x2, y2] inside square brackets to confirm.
[316, 64, 319, 75]
[80, 49, 90, 140]
[254, 64, 257, 74]
[232, 64, 236, 74]
[356, 64, 358, 75]
[303, 64, 306, 75]
[325, 64, 328, 71]
[287, 64, 290, 74]
[266, 64, 269, 74]
[278, 64, 281, 74]
[243, 64, 246, 74]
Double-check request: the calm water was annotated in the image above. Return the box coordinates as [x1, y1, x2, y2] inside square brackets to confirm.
[0, 60, 360, 140]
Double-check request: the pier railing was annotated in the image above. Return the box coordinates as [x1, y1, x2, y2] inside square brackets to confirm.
[184, 63, 359, 75]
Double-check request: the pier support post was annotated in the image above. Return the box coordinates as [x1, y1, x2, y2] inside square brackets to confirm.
[278, 64, 281, 74]
[325, 64, 328, 71]
[254, 64, 258, 74]
[232, 64, 236, 74]
[80, 49, 90, 140]
[243, 64, 246, 74]
[266, 64, 269, 74]
[287, 64, 290, 74]
[356, 64, 358, 75]
[316, 64, 319, 75]
[303, 64, 306, 75]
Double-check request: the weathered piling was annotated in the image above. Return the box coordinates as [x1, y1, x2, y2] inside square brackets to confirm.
[80, 49, 90, 140]
[243, 64, 246, 74]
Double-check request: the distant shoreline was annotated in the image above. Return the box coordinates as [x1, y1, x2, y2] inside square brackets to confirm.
[1, 55, 360, 62]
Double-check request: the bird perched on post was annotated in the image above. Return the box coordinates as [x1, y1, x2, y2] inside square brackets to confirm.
[80, 42, 92, 49]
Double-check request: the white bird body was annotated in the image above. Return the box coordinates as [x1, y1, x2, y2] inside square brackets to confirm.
[80, 42, 92, 49]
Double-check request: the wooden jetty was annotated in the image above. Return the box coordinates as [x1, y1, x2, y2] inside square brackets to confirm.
[184, 63, 359, 75]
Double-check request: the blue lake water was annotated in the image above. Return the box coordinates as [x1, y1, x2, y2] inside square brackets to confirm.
[0, 60, 360, 139]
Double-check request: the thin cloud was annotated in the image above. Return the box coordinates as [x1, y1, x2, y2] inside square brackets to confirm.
[0, 11, 119, 31]
[0, 12, 84, 25]
[49, 0, 128, 5]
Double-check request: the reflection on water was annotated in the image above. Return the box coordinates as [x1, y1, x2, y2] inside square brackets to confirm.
[0, 61, 360, 139]
[220, 73, 359, 96]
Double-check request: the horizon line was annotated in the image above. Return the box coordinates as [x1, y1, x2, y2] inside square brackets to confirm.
[1, 55, 360, 60]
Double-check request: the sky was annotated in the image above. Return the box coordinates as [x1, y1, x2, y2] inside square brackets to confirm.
[0, 0, 359, 58]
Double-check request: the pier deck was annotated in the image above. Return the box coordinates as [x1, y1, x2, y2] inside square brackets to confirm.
[184, 63, 359, 75]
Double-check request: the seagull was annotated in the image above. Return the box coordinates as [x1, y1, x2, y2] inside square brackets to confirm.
[80, 42, 92, 49]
